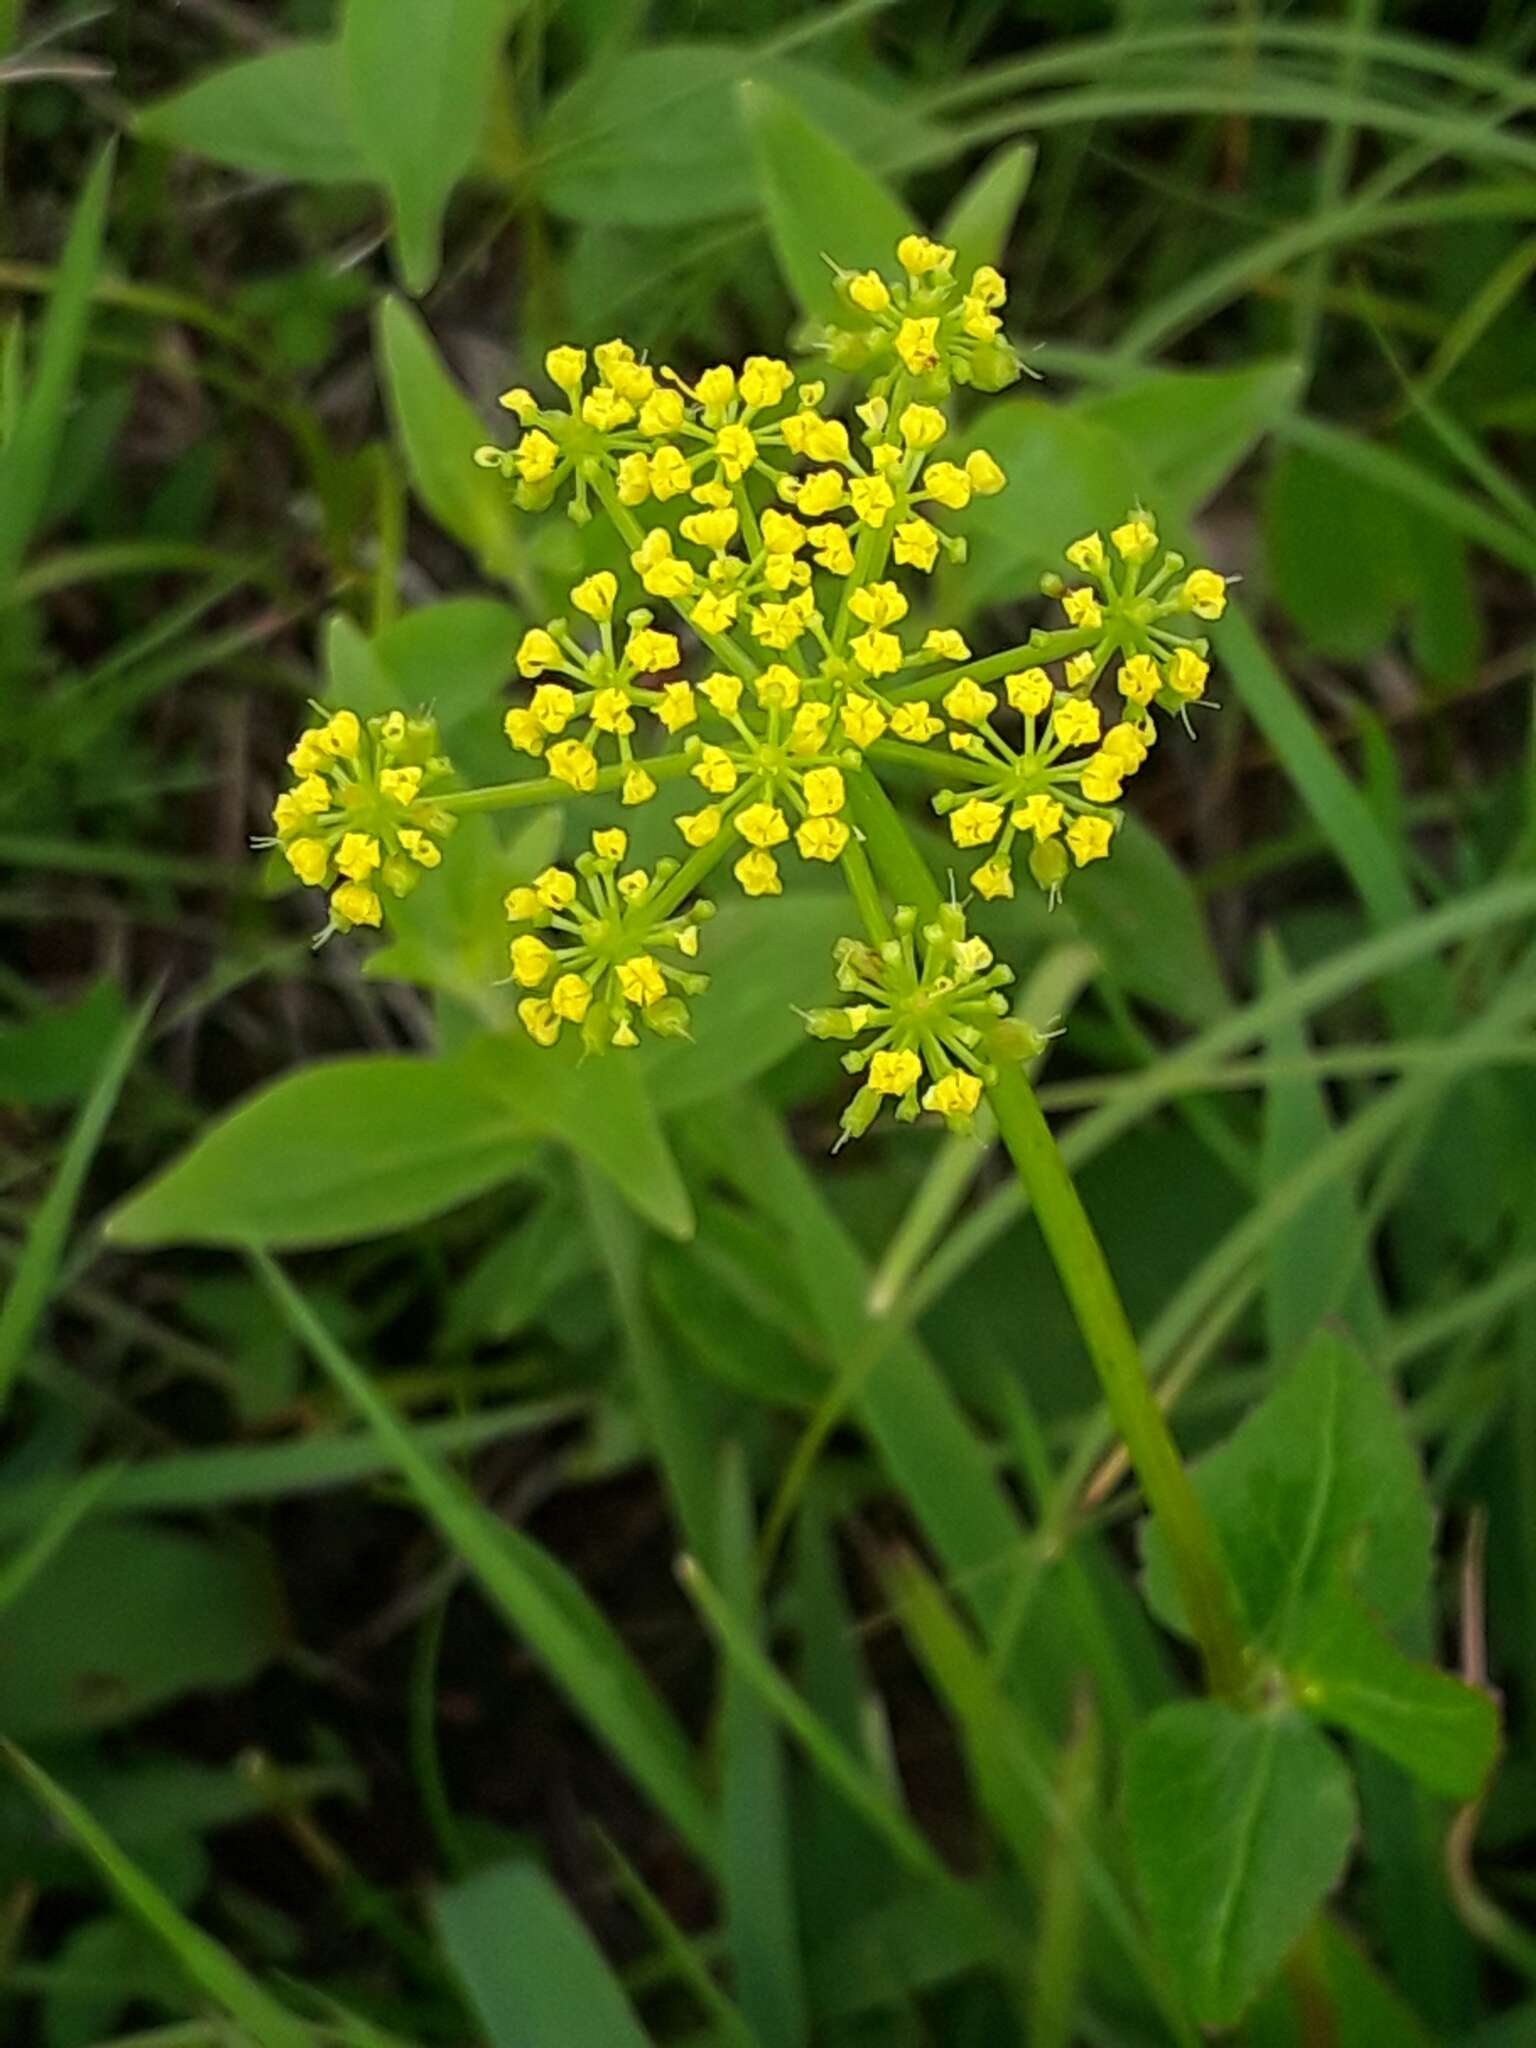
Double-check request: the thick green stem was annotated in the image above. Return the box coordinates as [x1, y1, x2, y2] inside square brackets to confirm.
[437, 751, 695, 816]
[983, 1061, 1248, 1699]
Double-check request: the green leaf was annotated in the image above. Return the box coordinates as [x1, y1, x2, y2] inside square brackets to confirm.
[0, 979, 129, 1109]
[1143, 1329, 1434, 1653]
[0, 146, 113, 597]
[0, 1520, 282, 1737]
[1079, 361, 1298, 522]
[434, 1860, 651, 2048]
[540, 46, 925, 232]
[1124, 1702, 1357, 2029]
[938, 142, 1036, 277]
[741, 78, 916, 323]
[375, 295, 526, 587]
[955, 398, 1144, 610]
[104, 1054, 536, 1250]
[136, 44, 367, 184]
[466, 1034, 693, 1241]
[1291, 1584, 1499, 1800]
[3, 1745, 315, 2048]
[340, 0, 519, 294]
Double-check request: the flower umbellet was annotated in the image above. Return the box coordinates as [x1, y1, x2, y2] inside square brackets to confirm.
[266, 236, 1228, 1137]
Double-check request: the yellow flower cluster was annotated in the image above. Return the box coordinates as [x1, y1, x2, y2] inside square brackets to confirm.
[827, 234, 1024, 396]
[503, 829, 713, 1054]
[804, 902, 1044, 1143]
[921, 514, 1227, 901]
[267, 707, 456, 935]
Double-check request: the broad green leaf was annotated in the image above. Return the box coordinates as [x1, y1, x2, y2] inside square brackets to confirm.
[3, 1745, 314, 2048]
[105, 1054, 535, 1250]
[1291, 1584, 1499, 1800]
[466, 1034, 692, 1240]
[741, 78, 916, 323]
[539, 46, 925, 232]
[1259, 931, 1386, 1367]
[0, 1520, 282, 1737]
[0, 978, 127, 1107]
[136, 44, 367, 184]
[434, 1860, 651, 2048]
[1144, 1329, 1434, 1653]
[1124, 1702, 1356, 2028]
[375, 597, 522, 765]
[340, 0, 519, 294]
[955, 398, 1144, 610]
[0, 146, 113, 596]
[375, 296, 525, 587]
[1079, 361, 1299, 522]
[258, 1257, 716, 1864]
[939, 142, 1035, 278]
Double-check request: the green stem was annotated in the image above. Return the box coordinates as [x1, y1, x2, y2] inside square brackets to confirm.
[437, 751, 695, 816]
[889, 625, 1100, 704]
[838, 834, 893, 943]
[983, 1062, 1248, 1699]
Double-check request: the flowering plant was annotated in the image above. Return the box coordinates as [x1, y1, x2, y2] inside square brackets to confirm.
[266, 234, 1226, 1148]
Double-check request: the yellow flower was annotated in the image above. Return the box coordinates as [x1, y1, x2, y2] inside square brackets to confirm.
[750, 599, 812, 650]
[654, 681, 697, 732]
[581, 385, 632, 431]
[616, 954, 667, 1007]
[550, 973, 592, 1023]
[1104, 720, 1152, 768]
[847, 269, 891, 313]
[1064, 651, 1097, 687]
[964, 450, 1006, 496]
[849, 581, 908, 628]
[332, 883, 382, 928]
[755, 663, 801, 711]
[789, 703, 831, 755]
[1118, 654, 1161, 706]
[969, 264, 1006, 308]
[571, 571, 617, 620]
[509, 933, 555, 987]
[517, 627, 563, 678]
[971, 859, 1014, 901]
[677, 806, 722, 847]
[397, 827, 442, 868]
[530, 683, 575, 732]
[1066, 816, 1114, 865]
[1065, 531, 1106, 575]
[284, 837, 329, 886]
[893, 517, 940, 571]
[1166, 648, 1210, 700]
[700, 671, 742, 717]
[639, 388, 685, 437]
[1006, 667, 1054, 716]
[631, 530, 693, 599]
[499, 386, 537, 421]
[593, 828, 628, 862]
[899, 403, 947, 449]
[626, 627, 681, 672]
[696, 364, 736, 408]
[691, 589, 740, 633]
[1061, 587, 1103, 629]
[897, 235, 955, 276]
[335, 831, 381, 881]
[379, 765, 422, 804]
[1052, 699, 1101, 747]
[796, 470, 846, 516]
[849, 474, 897, 528]
[518, 997, 561, 1047]
[680, 505, 738, 550]
[797, 816, 849, 862]
[949, 799, 1004, 847]
[692, 745, 738, 795]
[545, 346, 587, 394]
[616, 453, 651, 505]
[504, 708, 543, 753]
[1111, 516, 1158, 564]
[547, 739, 598, 791]
[648, 445, 692, 500]
[535, 867, 576, 910]
[736, 801, 789, 849]
[505, 885, 540, 921]
[841, 694, 888, 748]
[870, 1047, 923, 1096]
[924, 1071, 982, 1118]
[795, 414, 852, 465]
[735, 848, 782, 897]
[851, 628, 903, 677]
[807, 523, 855, 574]
[925, 628, 971, 661]
[894, 317, 941, 375]
[803, 766, 846, 816]
[943, 677, 997, 725]
[622, 768, 657, 806]
[322, 710, 362, 758]
[740, 355, 794, 408]
[1182, 568, 1228, 619]
[1078, 753, 1125, 805]
[514, 430, 559, 484]
[589, 688, 634, 734]
[714, 422, 758, 480]
[890, 701, 944, 742]
[922, 461, 971, 510]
